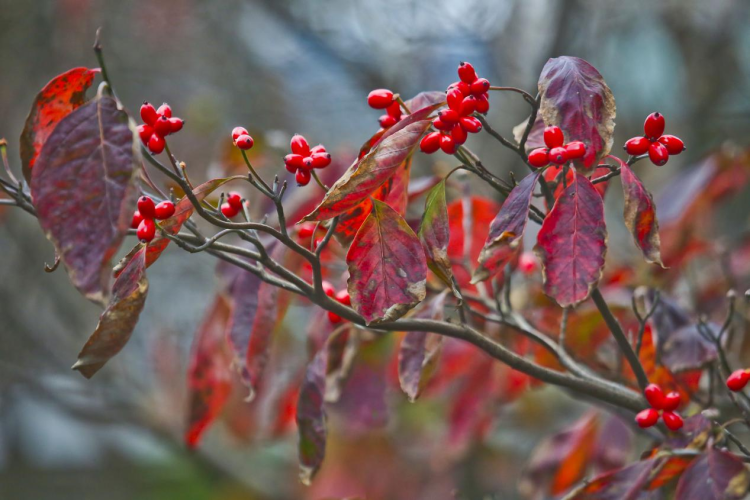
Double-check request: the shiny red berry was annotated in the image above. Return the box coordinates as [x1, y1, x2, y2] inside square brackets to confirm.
[300, 157, 314, 170]
[727, 369, 750, 392]
[451, 124, 468, 145]
[386, 101, 402, 118]
[438, 109, 460, 124]
[475, 94, 490, 114]
[459, 96, 477, 116]
[154, 115, 172, 137]
[290, 134, 310, 156]
[644, 112, 665, 140]
[543, 126, 564, 148]
[518, 252, 537, 275]
[137, 196, 156, 219]
[328, 311, 343, 324]
[131, 210, 144, 229]
[296, 169, 311, 186]
[285, 154, 304, 172]
[470, 78, 490, 96]
[379, 115, 398, 128]
[235, 134, 254, 150]
[658, 135, 685, 155]
[137, 218, 156, 242]
[148, 134, 165, 154]
[565, 141, 586, 159]
[140, 102, 158, 126]
[662, 411, 683, 431]
[457, 62, 478, 84]
[420, 132, 441, 154]
[137, 124, 153, 145]
[367, 89, 394, 109]
[231, 126, 249, 142]
[432, 117, 452, 131]
[168, 118, 184, 134]
[648, 142, 669, 166]
[548, 146, 568, 165]
[335, 290, 351, 306]
[220, 202, 238, 218]
[226, 192, 243, 211]
[440, 134, 456, 154]
[154, 200, 176, 220]
[635, 408, 659, 428]
[528, 148, 550, 168]
[447, 88, 464, 111]
[644, 383, 665, 409]
[624, 136, 651, 156]
[322, 281, 336, 297]
[662, 391, 681, 412]
[311, 152, 332, 169]
[310, 145, 327, 155]
[156, 103, 172, 118]
[459, 116, 482, 133]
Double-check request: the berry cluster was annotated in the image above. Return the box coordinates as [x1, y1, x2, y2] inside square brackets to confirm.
[138, 102, 184, 154]
[727, 369, 750, 392]
[131, 195, 176, 243]
[527, 126, 586, 168]
[231, 127, 255, 151]
[220, 192, 244, 219]
[367, 89, 403, 129]
[323, 280, 351, 323]
[624, 112, 685, 166]
[284, 135, 332, 186]
[635, 383, 683, 431]
[420, 62, 489, 155]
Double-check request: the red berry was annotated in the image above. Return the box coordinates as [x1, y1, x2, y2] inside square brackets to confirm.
[379, 115, 398, 128]
[311, 152, 332, 169]
[663, 391, 681, 412]
[285, 154, 304, 171]
[420, 132, 441, 154]
[301, 157, 314, 170]
[156, 103, 172, 118]
[140, 102, 158, 126]
[154, 115, 172, 137]
[447, 88, 464, 111]
[662, 411, 683, 431]
[438, 109, 460, 124]
[137, 124, 153, 145]
[137, 218, 156, 242]
[168, 118, 184, 134]
[565, 141, 586, 159]
[328, 311, 343, 324]
[367, 89, 394, 109]
[543, 126, 564, 148]
[635, 408, 659, 428]
[290, 134, 310, 156]
[644, 383, 665, 409]
[644, 112, 665, 140]
[321, 281, 336, 297]
[297, 223, 316, 239]
[451, 124, 468, 145]
[148, 134, 165, 154]
[440, 134, 456, 154]
[459, 96, 477, 116]
[226, 192, 243, 211]
[231, 126, 249, 142]
[470, 78, 490, 96]
[386, 101, 402, 118]
[154, 200, 176, 220]
[458, 62, 478, 84]
[624, 136, 651, 156]
[475, 94, 490, 114]
[235, 134, 254, 150]
[727, 369, 750, 392]
[548, 146, 569, 165]
[220, 202, 238, 218]
[528, 148, 549, 168]
[459, 116, 482, 133]
[518, 252, 537, 275]
[432, 117, 452, 131]
[131, 210, 144, 229]
[648, 142, 669, 166]
[310, 145, 327, 155]
[658, 135, 685, 155]
[335, 290, 351, 306]
[137, 196, 156, 219]
[296, 169, 311, 186]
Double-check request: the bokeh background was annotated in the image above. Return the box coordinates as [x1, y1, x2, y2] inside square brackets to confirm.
[2, 0, 750, 499]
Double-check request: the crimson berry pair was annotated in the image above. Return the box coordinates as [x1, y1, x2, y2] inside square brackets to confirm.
[635, 383, 683, 431]
[322, 280, 351, 323]
[624, 112, 685, 166]
[131, 195, 176, 243]
[284, 135, 332, 186]
[727, 369, 750, 392]
[528, 126, 586, 167]
[367, 89, 403, 129]
[138, 102, 184, 154]
[231, 127, 255, 151]
[220, 192, 244, 219]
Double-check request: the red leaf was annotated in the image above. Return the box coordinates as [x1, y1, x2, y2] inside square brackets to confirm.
[31, 96, 140, 304]
[675, 448, 750, 500]
[473, 171, 539, 283]
[538, 56, 616, 174]
[346, 199, 427, 324]
[297, 347, 328, 485]
[418, 180, 457, 294]
[72, 245, 148, 378]
[185, 294, 233, 448]
[565, 457, 663, 500]
[535, 170, 607, 307]
[20, 67, 99, 183]
[302, 104, 440, 222]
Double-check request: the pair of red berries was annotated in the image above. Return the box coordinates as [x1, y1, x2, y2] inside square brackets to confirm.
[635, 383, 683, 431]
[727, 369, 750, 392]
[528, 126, 586, 167]
[231, 127, 255, 150]
[131, 195, 176, 242]
[138, 102, 184, 154]
[220, 192, 244, 219]
[624, 113, 685, 166]
[284, 135, 332, 186]
[367, 89, 403, 129]
[322, 281, 351, 323]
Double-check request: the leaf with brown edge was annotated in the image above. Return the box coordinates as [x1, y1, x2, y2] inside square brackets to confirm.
[185, 294, 233, 448]
[346, 199, 427, 324]
[615, 157, 666, 267]
[565, 457, 665, 500]
[675, 448, 750, 500]
[297, 346, 328, 485]
[538, 56, 616, 174]
[20, 67, 99, 183]
[72, 245, 148, 379]
[473, 171, 539, 283]
[302, 103, 440, 222]
[31, 95, 140, 304]
[535, 170, 607, 307]
[418, 179, 458, 295]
